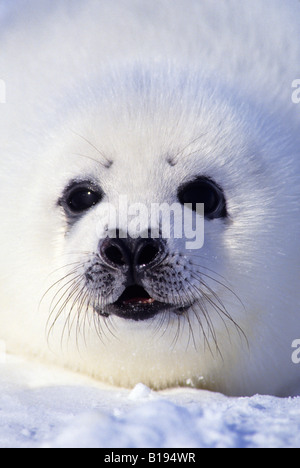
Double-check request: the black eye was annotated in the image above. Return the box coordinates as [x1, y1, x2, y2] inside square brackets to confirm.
[60, 181, 103, 215]
[67, 188, 102, 213]
[178, 177, 227, 219]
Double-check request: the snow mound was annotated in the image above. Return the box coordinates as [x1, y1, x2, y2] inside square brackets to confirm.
[0, 356, 300, 448]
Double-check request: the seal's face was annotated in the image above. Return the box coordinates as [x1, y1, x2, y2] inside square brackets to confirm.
[57, 172, 227, 324]
[32, 69, 289, 392]
[46, 137, 242, 388]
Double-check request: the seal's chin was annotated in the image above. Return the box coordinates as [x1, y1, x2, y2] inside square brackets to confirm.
[98, 285, 188, 321]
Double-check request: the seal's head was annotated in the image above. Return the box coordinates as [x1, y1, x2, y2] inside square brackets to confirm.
[1, 66, 300, 396]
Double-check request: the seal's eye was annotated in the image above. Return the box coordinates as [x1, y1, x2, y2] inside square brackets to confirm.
[67, 188, 102, 213]
[178, 177, 227, 219]
[60, 181, 103, 216]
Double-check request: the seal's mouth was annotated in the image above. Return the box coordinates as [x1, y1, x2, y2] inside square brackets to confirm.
[95, 285, 191, 321]
[116, 285, 155, 306]
[111, 285, 171, 321]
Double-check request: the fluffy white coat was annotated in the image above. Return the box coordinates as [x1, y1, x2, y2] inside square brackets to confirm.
[0, 0, 299, 396]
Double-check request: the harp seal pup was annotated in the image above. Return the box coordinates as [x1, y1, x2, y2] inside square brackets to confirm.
[0, 0, 299, 396]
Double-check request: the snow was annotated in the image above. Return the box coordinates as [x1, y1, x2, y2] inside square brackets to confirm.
[0, 355, 300, 448]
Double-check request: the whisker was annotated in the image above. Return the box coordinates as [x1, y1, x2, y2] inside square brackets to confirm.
[45, 272, 84, 332]
[70, 130, 113, 168]
[187, 258, 246, 312]
[189, 270, 248, 347]
[56, 282, 84, 346]
[179, 280, 215, 355]
[40, 264, 83, 311]
[171, 132, 208, 165]
[68, 285, 89, 347]
[184, 279, 221, 357]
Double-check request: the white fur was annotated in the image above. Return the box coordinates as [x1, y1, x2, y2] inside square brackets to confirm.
[0, 0, 299, 396]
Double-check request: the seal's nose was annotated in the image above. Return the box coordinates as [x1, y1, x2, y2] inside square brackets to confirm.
[100, 235, 163, 271]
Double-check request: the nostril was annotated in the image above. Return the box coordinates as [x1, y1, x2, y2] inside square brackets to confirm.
[100, 239, 130, 267]
[135, 240, 160, 266]
[104, 245, 126, 266]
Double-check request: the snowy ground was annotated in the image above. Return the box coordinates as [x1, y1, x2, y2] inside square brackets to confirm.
[0, 355, 300, 448]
